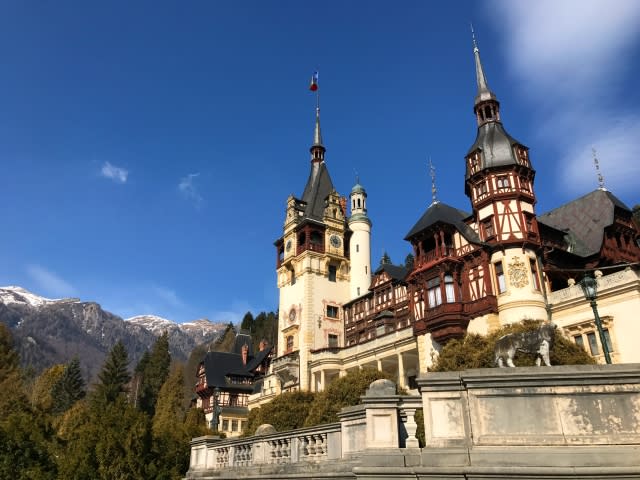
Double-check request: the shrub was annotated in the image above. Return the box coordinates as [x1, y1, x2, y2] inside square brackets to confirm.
[431, 319, 595, 371]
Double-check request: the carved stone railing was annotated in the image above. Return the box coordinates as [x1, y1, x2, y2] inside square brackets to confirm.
[549, 268, 639, 305]
[187, 367, 640, 479]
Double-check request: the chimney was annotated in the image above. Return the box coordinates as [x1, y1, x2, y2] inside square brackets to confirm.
[241, 343, 249, 365]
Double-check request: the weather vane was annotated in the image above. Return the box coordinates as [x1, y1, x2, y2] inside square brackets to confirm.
[592, 147, 606, 191]
[429, 158, 439, 205]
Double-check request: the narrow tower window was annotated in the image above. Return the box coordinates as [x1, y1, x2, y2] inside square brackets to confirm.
[495, 261, 506, 293]
[530, 259, 540, 291]
[328, 265, 337, 282]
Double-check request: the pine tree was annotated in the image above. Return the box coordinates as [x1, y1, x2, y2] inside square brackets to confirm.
[51, 357, 86, 414]
[404, 253, 415, 271]
[152, 365, 191, 479]
[139, 332, 171, 416]
[0, 323, 28, 415]
[213, 323, 236, 352]
[31, 364, 65, 413]
[94, 341, 131, 405]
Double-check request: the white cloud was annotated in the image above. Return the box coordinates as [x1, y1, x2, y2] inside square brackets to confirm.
[26, 264, 76, 297]
[100, 161, 128, 184]
[152, 285, 185, 309]
[491, 0, 640, 196]
[178, 173, 203, 207]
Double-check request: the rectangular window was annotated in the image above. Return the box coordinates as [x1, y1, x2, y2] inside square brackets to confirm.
[231, 420, 238, 432]
[477, 182, 488, 197]
[495, 262, 506, 293]
[530, 259, 540, 290]
[327, 305, 339, 318]
[496, 175, 509, 189]
[286, 335, 294, 352]
[427, 277, 442, 308]
[328, 334, 338, 348]
[357, 287, 360, 296]
[444, 275, 456, 302]
[587, 332, 599, 355]
[356, 244, 359, 253]
[328, 265, 337, 282]
[222, 419, 229, 431]
[484, 219, 494, 238]
[574, 335, 584, 348]
[290, 268, 296, 285]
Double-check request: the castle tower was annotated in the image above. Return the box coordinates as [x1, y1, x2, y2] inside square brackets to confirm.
[464, 35, 547, 324]
[348, 181, 372, 298]
[274, 103, 351, 392]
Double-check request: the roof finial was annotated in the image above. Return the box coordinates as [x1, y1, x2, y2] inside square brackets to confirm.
[354, 169, 360, 185]
[592, 147, 607, 191]
[471, 22, 478, 52]
[429, 158, 439, 205]
[309, 71, 322, 146]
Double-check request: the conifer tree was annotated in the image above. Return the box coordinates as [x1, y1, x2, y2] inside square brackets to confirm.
[0, 323, 28, 415]
[139, 331, 171, 416]
[94, 341, 131, 405]
[31, 364, 65, 413]
[152, 365, 191, 478]
[51, 357, 86, 414]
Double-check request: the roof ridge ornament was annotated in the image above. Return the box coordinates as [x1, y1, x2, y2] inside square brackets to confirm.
[592, 147, 607, 191]
[429, 157, 439, 206]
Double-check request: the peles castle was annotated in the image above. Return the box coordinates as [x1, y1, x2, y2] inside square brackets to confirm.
[195, 40, 640, 435]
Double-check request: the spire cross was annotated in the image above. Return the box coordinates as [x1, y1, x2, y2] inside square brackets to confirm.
[429, 158, 439, 205]
[471, 22, 478, 52]
[592, 147, 607, 191]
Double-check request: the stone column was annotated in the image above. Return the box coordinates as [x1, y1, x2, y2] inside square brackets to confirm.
[397, 353, 406, 390]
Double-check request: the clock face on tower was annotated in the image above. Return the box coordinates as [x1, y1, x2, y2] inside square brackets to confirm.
[285, 240, 292, 252]
[288, 309, 296, 323]
[330, 235, 342, 248]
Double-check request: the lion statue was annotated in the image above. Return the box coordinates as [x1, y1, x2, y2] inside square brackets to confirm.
[494, 323, 557, 368]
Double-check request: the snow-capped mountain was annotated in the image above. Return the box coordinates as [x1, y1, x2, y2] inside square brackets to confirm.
[0, 285, 79, 308]
[0, 286, 226, 381]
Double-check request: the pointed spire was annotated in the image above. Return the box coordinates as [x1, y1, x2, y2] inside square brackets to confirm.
[309, 71, 325, 163]
[470, 25, 500, 125]
[592, 147, 607, 191]
[313, 105, 323, 146]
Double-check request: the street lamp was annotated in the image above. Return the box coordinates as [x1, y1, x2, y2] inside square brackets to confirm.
[579, 274, 612, 364]
[210, 387, 221, 432]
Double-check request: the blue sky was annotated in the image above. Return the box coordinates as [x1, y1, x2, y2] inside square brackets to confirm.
[1, 1, 639, 324]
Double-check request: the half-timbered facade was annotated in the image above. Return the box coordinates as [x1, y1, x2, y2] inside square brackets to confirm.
[247, 37, 640, 411]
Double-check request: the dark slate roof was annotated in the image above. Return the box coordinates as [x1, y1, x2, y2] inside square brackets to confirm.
[301, 161, 335, 221]
[466, 122, 523, 179]
[537, 189, 632, 257]
[404, 202, 481, 244]
[202, 344, 272, 390]
[232, 331, 253, 356]
[374, 263, 408, 281]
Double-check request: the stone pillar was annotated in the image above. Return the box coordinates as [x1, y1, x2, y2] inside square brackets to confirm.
[362, 379, 399, 449]
[320, 369, 326, 392]
[397, 353, 406, 390]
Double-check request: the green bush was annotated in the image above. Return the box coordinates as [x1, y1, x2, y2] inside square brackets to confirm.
[244, 391, 316, 436]
[431, 320, 596, 371]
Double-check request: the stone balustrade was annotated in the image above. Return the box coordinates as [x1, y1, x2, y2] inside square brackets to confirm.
[186, 365, 640, 479]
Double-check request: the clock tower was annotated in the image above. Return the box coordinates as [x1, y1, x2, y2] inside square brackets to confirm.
[274, 105, 351, 391]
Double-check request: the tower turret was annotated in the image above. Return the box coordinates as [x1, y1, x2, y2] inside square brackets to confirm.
[349, 180, 372, 298]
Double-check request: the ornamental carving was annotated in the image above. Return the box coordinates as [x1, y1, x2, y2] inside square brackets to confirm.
[508, 256, 529, 288]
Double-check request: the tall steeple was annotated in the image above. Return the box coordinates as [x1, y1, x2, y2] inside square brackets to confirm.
[471, 27, 500, 126]
[310, 80, 325, 163]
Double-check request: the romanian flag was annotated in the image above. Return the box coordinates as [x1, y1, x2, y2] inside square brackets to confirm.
[309, 71, 319, 91]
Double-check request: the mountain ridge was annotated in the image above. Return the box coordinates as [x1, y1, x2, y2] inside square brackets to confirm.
[0, 286, 227, 381]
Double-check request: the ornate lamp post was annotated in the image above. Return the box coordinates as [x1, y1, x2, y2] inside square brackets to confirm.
[579, 274, 611, 364]
[210, 387, 221, 432]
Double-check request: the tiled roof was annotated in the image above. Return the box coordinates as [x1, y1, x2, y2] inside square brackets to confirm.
[537, 189, 631, 257]
[404, 201, 481, 244]
[301, 161, 335, 221]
